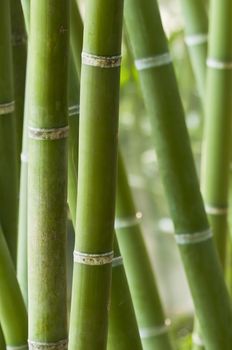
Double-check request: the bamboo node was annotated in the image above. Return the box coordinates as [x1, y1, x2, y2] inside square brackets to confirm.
[115, 212, 142, 230]
[82, 52, 122, 68]
[112, 256, 123, 268]
[135, 53, 172, 71]
[73, 250, 114, 265]
[7, 345, 28, 350]
[192, 333, 204, 347]
[175, 228, 213, 245]
[185, 33, 208, 47]
[207, 58, 232, 70]
[28, 339, 68, 350]
[205, 204, 228, 216]
[0, 101, 15, 115]
[28, 126, 69, 140]
[68, 104, 80, 116]
[139, 319, 171, 339]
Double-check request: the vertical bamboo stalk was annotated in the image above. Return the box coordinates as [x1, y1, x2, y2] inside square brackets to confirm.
[201, 0, 232, 270]
[68, 3, 142, 348]
[28, 0, 69, 347]
[179, 0, 208, 99]
[0, 0, 18, 265]
[0, 226, 27, 349]
[68, 0, 124, 348]
[10, 0, 27, 163]
[116, 153, 173, 350]
[0, 327, 6, 350]
[124, 0, 232, 348]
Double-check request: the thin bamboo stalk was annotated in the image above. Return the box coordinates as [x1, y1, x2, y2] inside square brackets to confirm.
[28, 0, 69, 346]
[68, 0, 124, 348]
[124, 0, 232, 348]
[0, 327, 6, 350]
[0, 226, 27, 348]
[201, 0, 232, 270]
[0, 0, 18, 265]
[179, 0, 208, 99]
[70, 0, 83, 80]
[116, 152, 173, 349]
[10, 0, 27, 164]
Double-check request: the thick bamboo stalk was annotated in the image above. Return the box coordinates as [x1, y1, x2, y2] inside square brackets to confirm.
[124, 0, 232, 348]
[116, 152, 173, 349]
[68, 0, 124, 348]
[0, 0, 18, 265]
[0, 226, 27, 348]
[179, 0, 208, 99]
[10, 0, 27, 163]
[28, 0, 69, 346]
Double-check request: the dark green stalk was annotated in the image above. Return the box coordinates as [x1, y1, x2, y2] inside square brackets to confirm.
[124, 0, 232, 348]
[28, 0, 69, 346]
[179, 0, 208, 99]
[0, 226, 27, 348]
[116, 153, 173, 350]
[0, 0, 18, 265]
[0, 327, 6, 350]
[10, 0, 27, 164]
[68, 0, 124, 348]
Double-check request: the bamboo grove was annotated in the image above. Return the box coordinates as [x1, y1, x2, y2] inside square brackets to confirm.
[0, 0, 232, 349]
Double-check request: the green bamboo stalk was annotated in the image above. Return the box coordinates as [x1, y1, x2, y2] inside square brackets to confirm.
[68, 0, 124, 348]
[179, 0, 208, 100]
[124, 0, 232, 348]
[108, 239, 142, 350]
[0, 327, 6, 350]
[116, 152, 173, 350]
[28, 0, 69, 346]
[67, 4, 142, 348]
[10, 0, 27, 164]
[70, 0, 83, 80]
[0, 0, 18, 265]
[0, 225, 27, 348]
[201, 0, 232, 270]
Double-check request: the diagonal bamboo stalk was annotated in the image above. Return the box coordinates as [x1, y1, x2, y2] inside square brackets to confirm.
[10, 0, 27, 165]
[179, 0, 208, 100]
[0, 225, 27, 349]
[0, 0, 18, 266]
[124, 0, 232, 348]
[116, 152, 173, 349]
[68, 0, 124, 348]
[27, 0, 69, 347]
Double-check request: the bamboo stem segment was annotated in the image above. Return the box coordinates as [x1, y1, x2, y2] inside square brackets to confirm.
[68, 0, 124, 348]
[124, 0, 232, 348]
[28, 0, 69, 345]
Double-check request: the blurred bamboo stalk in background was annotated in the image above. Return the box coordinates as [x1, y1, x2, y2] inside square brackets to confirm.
[10, 0, 27, 165]
[27, 0, 69, 347]
[124, 0, 232, 348]
[0, 0, 18, 265]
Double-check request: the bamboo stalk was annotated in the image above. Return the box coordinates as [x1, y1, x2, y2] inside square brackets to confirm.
[124, 0, 232, 348]
[116, 152, 173, 350]
[28, 0, 69, 346]
[0, 327, 6, 350]
[0, 225, 27, 348]
[68, 0, 124, 348]
[70, 0, 83, 80]
[67, 3, 142, 348]
[0, 0, 18, 265]
[179, 0, 208, 99]
[201, 0, 232, 270]
[10, 0, 27, 164]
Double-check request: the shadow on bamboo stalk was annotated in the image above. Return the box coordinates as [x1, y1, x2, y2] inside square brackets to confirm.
[124, 0, 232, 348]
[0, 0, 18, 266]
[10, 0, 27, 166]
